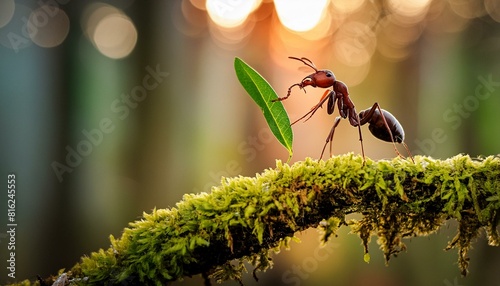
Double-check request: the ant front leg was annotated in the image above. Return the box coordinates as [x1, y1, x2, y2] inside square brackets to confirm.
[291, 90, 334, 125]
[272, 83, 302, 102]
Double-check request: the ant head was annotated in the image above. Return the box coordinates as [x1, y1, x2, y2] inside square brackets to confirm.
[289, 56, 337, 89]
[307, 70, 336, 89]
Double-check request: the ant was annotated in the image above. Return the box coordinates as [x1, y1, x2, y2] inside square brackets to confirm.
[273, 56, 413, 162]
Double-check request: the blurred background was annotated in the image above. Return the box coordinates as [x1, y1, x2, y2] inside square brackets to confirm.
[1, 0, 499, 285]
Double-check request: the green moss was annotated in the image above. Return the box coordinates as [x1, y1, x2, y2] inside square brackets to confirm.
[10, 154, 500, 285]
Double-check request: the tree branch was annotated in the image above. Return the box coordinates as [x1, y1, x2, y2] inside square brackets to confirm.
[12, 154, 500, 286]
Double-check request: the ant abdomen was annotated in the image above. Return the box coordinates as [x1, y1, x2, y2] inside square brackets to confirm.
[361, 109, 405, 143]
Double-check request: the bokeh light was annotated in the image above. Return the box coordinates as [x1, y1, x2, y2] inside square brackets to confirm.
[82, 3, 137, 59]
[3, 1, 500, 285]
[331, 0, 365, 14]
[0, 0, 15, 28]
[448, 0, 487, 19]
[93, 14, 137, 59]
[275, 0, 329, 32]
[485, 0, 500, 23]
[189, 0, 206, 11]
[333, 21, 377, 67]
[174, 0, 207, 37]
[206, 0, 261, 28]
[387, 0, 432, 19]
[208, 19, 255, 50]
[426, 1, 470, 34]
[28, 6, 70, 48]
[293, 9, 338, 41]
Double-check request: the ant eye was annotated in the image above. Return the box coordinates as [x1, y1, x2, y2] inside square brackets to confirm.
[326, 72, 332, 77]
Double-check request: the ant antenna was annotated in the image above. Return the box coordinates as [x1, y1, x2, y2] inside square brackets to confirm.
[288, 56, 318, 72]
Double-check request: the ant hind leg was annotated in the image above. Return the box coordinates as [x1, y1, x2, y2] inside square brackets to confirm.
[401, 142, 415, 163]
[365, 102, 404, 160]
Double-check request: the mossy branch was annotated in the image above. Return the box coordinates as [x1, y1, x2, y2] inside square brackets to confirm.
[14, 154, 500, 286]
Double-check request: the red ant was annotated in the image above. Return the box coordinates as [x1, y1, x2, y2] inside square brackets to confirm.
[273, 57, 413, 162]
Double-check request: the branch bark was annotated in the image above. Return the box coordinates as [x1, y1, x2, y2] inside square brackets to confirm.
[12, 154, 500, 286]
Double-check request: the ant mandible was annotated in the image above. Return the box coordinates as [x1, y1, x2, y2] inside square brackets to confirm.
[273, 56, 413, 162]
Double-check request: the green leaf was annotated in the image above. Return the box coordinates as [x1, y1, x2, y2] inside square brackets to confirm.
[234, 57, 293, 160]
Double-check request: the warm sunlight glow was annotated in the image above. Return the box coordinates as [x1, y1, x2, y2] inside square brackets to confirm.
[175, 0, 207, 38]
[331, 0, 365, 14]
[189, 0, 206, 11]
[208, 19, 255, 50]
[275, 0, 329, 32]
[388, 0, 432, 18]
[333, 21, 376, 67]
[206, 0, 260, 28]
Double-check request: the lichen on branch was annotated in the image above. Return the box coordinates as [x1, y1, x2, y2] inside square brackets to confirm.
[13, 154, 500, 286]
